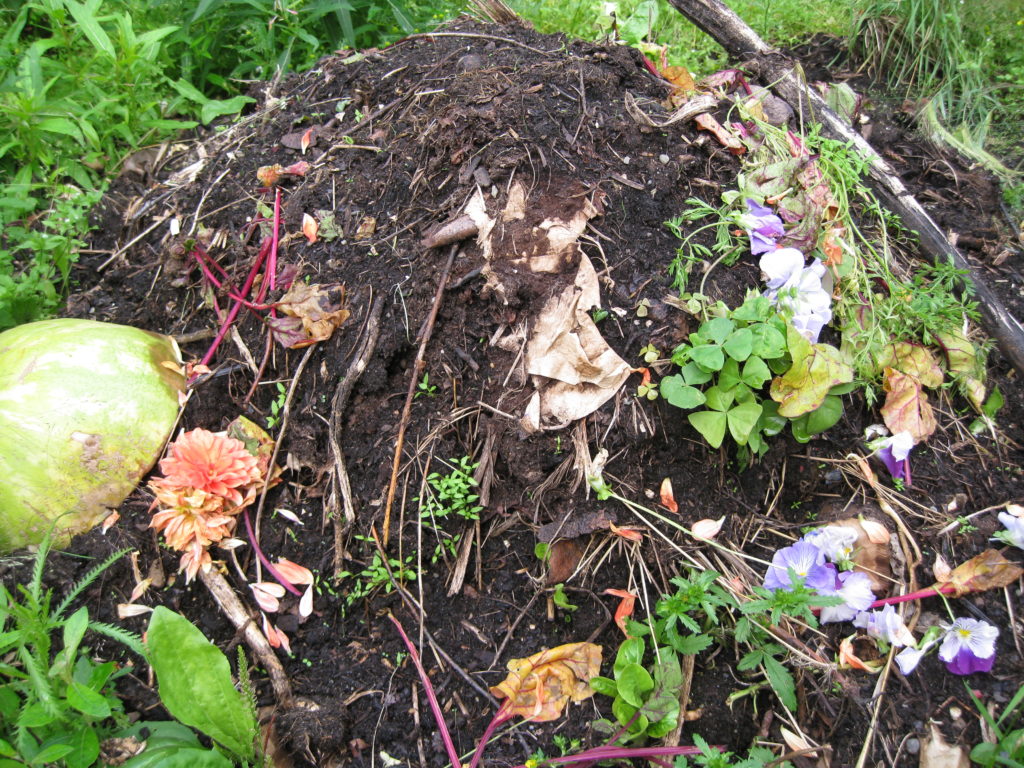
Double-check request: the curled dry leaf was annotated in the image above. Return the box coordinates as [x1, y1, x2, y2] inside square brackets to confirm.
[302, 213, 319, 244]
[694, 113, 746, 154]
[117, 604, 154, 619]
[780, 726, 821, 758]
[275, 558, 314, 585]
[921, 722, 970, 768]
[880, 368, 937, 443]
[490, 642, 602, 722]
[935, 549, 1023, 597]
[691, 517, 725, 541]
[274, 282, 350, 348]
[129, 578, 152, 603]
[603, 589, 637, 636]
[660, 478, 678, 514]
[275, 507, 304, 525]
[838, 635, 883, 673]
[300, 128, 313, 154]
[609, 522, 643, 542]
[545, 539, 583, 585]
[101, 511, 120, 534]
[354, 216, 377, 240]
[933, 554, 952, 583]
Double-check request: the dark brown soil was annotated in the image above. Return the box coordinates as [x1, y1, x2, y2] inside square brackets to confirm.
[19, 14, 1024, 768]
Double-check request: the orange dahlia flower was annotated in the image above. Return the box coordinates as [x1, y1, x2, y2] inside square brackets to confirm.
[156, 428, 261, 506]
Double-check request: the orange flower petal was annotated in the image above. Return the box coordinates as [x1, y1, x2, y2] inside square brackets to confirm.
[603, 589, 637, 636]
[275, 558, 314, 585]
[691, 517, 725, 541]
[660, 478, 678, 514]
[609, 522, 643, 542]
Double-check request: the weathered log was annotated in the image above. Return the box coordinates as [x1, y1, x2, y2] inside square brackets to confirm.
[665, 0, 1024, 375]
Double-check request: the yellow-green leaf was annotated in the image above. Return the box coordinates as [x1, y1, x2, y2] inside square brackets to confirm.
[875, 342, 943, 388]
[490, 642, 602, 722]
[770, 324, 853, 418]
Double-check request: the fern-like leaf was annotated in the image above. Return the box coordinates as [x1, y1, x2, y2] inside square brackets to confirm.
[53, 548, 131, 621]
[18, 645, 60, 718]
[88, 621, 146, 659]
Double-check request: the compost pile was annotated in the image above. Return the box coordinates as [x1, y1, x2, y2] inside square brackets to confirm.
[44, 12, 1024, 768]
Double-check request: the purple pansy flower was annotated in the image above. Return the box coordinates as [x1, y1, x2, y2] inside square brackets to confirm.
[740, 198, 785, 255]
[819, 570, 876, 624]
[938, 617, 998, 675]
[995, 511, 1024, 550]
[875, 431, 914, 484]
[763, 540, 836, 592]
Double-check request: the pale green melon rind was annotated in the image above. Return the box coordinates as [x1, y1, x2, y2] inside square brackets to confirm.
[0, 319, 184, 553]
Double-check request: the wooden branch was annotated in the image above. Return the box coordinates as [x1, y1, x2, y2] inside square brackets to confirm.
[665, 0, 1024, 375]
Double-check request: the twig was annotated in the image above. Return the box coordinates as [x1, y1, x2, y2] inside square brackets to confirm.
[200, 567, 295, 708]
[382, 244, 459, 545]
[329, 296, 385, 577]
[98, 216, 167, 271]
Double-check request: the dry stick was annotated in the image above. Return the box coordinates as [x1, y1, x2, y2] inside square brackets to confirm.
[329, 296, 385, 577]
[200, 567, 295, 708]
[665, 0, 1024, 376]
[382, 244, 460, 546]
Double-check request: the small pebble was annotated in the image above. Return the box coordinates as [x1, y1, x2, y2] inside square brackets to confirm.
[906, 738, 920, 755]
[659, 154, 670, 164]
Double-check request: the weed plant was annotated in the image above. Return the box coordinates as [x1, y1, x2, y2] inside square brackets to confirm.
[0, 532, 142, 766]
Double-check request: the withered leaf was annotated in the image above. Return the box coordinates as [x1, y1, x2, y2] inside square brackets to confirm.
[934, 549, 1023, 597]
[537, 510, 615, 542]
[490, 642, 602, 722]
[545, 539, 583, 585]
[694, 113, 746, 155]
[828, 518, 892, 595]
[876, 342, 944, 388]
[880, 368, 937, 443]
[274, 282, 350, 348]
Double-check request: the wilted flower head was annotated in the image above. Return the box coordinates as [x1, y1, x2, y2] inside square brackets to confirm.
[994, 510, 1024, 550]
[819, 569, 875, 624]
[156, 428, 261, 506]
[739, 198, 785, 255]
[853, 605, 915, 647]
[759, 249, 833, 342]
[802, 525, 858, 566]
[763, 540, 836, 592]
[938, 617, 998, 675]
[873, 431, 914, 484]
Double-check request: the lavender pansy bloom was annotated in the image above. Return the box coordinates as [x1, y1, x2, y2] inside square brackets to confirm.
[763, 540, 836, 592]
[819, 570, 875, 624]
[802, 525, 858, 566]
[853, 605, 915, 647]
[740, 198, 785, 255]
[995, 511, 1024, 550]
[938, 617, 998, 675]
[895, 646, 927, 675]
[875, 431, 914, 484]
[759, 249, 833, 343]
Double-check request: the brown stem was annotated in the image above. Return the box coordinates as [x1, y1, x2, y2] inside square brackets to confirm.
[381, 244, 459, 545]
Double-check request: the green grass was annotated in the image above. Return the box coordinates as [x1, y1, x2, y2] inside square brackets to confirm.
[509, 0, 846, 73]
[0, 0, 465, 331]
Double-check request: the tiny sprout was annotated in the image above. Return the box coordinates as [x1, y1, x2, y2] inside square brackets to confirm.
[639, 343, 660, 363]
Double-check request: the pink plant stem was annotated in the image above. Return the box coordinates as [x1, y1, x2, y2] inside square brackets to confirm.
[196, 236, 272, 372]
[388, 614, 463, 768]
[268, 187, 281, 294]
[508, 744, 708, 768]
[869, 583, 956, 610]
[243, 509, 301, 596]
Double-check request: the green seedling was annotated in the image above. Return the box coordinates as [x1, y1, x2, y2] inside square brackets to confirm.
[415, 372, 437, 399]
[266, 381, 287, 428]
[552, 583, 578, 612]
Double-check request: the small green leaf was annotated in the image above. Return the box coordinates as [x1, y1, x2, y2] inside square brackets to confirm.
[741, 356, 772, 388]
[18, 703, 56, 729]
[617, 663, 654, 707]
[981, 386, 1004, 418]
[727, 401, 763, 445]
[804, 394, 844, 435]
[660, 376, 706, 409]
[679, 361, 713, 386]
[66, 681, 110, 719]
[611, 696, 638, 728]
[589, 676, 618, 697]
[701, 317, 734, 344]
[62, 727, 99, 768]
[750, 322, 787, 359]
[64, 0, 115, 57]
[717, 358, 741, 391]
[689, 344, 724, 371]
[731, 294, 772, 322]
[763, 655, 797, 711]
[723, 327, 753, 361]
[62, 607, 89, 663]
[688, 410, 727, 448]
[200, 95, 255, 125]
[703, 386, 734, 412]
[614, 636, 645, 676]
[28, 744, 74, 765]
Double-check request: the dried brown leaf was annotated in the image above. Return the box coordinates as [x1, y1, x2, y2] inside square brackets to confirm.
[276, 282, 350, 348]
[935, 549, 1024, 597]
[694, 113, 746, 155]
[880, 368, 937, 443]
